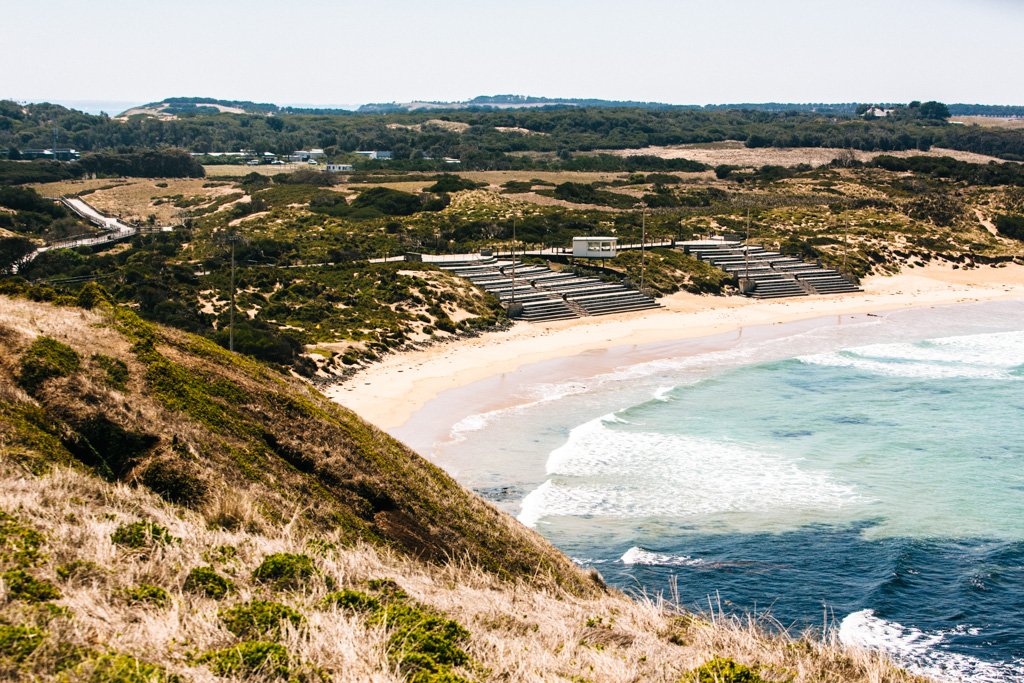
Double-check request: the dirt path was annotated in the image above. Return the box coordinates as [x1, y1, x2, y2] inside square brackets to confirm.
[974, 208, 998, 236]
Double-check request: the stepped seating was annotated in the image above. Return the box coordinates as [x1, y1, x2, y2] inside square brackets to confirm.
[438, 258, 660, 322]
[683, 240, 861, 300]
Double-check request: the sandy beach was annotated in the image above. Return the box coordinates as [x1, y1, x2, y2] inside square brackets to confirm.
[324, 263, 1024, 431]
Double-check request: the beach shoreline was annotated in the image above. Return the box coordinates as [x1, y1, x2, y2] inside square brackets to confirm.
[323, 263, 1024, 432]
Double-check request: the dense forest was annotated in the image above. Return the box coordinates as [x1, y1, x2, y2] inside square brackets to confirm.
[4, 99, 1024, 170]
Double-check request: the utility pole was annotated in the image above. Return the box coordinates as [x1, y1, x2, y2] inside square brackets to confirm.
[843, 219, 850, 273]
[745, 209, 751, 279]
[218, 232, 245, 352]
[640, 203, 647, 293]
[510, 219, 517, 304]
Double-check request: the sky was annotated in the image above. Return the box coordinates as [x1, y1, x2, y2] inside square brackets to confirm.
[4, 0, 1024, 110]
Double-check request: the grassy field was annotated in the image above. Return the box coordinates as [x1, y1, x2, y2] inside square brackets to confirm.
[951, 116, 1024, 130]
[205, 162, 313, 177]
[596, 141, 1010, 167]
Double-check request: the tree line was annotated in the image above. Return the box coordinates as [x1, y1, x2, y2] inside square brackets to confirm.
[4, 100, 1024, 168]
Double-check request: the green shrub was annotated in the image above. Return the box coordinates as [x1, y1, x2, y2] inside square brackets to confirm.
[76, 282, 112, 310]
[67, 652, 181, 683]
[183, 566, 233, 599]
[197, 641, 291, 680]
[124, 584, 169, 608]
[110, 522, 175, 549]
[681, 657, 767, 683]
[17, 337, 80, 393]
[3, 568, 61, 602]
[0, 623, 45, 662]
[219, 600, 303, 639]
[252, 553, 315, 590]
[320, 589, 379, 612]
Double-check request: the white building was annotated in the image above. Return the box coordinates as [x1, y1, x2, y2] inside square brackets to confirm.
[354, 150, 393, 160]
[572, 236, 618, 259]
[326, 163, 354, 172]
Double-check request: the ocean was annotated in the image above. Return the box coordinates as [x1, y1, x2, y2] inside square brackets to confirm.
[395, 300, 1024, 682]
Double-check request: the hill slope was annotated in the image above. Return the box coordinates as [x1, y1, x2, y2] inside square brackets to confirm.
[0, 294, 929, 682]
[0, 294, 589, 593]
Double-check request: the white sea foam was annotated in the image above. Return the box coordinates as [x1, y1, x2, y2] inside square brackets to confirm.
[447, 381, 592, 441]
[652, 386, 675, 402]
[799, 330, 1024, 381]
[839, 609, 1023, 683]
[621, 546, 705, 567]
[518, 415, 860, 527]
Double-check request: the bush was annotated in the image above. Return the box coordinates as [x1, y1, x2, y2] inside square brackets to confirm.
[197, 641, 291, 680]
[681, 657, 767, 683]
[996, 214, 1024, 240]
[76, 282, 112, 309]
[110, 521, 175, 549]
[425, 174, 479, 193]
[17, 336, 81, 394]
[219, 600, 303, 639]
[252, 553, 316, 590]
[183, 566, 234, 599]
[2, 569, 61, 602]
[124, 583, 170, 608]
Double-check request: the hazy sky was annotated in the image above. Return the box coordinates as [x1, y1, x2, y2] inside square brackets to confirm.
[5, 0, 1024, 108]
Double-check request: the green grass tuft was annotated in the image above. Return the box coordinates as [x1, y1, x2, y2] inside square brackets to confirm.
[182, 566, 234, 599]
[0, 623, 45, 662]
[17, 336, 81, 394]
[0, 510, 46, 567]
[91, 354, 129, 390]
[197, 641, 291, 680]
[320, 589, 380, 613]
[681, 656, 768, 683]
[123, 584, 170, 608]
[219, 600, 303, 640]
[64, 652, 181, 683]
[3, 568, 61, 602]
[252, 552, 316, 590]
[110, 522, 175, 549]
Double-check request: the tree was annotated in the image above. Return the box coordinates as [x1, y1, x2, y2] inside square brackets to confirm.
[919, 101, 951, 121]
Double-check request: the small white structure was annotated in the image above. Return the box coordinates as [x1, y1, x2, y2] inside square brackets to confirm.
[863, 107, 893, 118]
[326, 163, 354, 172]
[289, 148, 326, 162]
[572, 236, 618, 259]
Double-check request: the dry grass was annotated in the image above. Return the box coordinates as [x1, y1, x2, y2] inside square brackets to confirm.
[70, 179, 241, 225]
[950, 116, 1024, 130]
[0, 461, 930, 682]
[204, 163, 311, 177]
[596, 141, 1009, 167]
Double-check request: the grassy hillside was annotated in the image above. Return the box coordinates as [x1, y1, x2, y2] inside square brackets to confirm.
[0, 296, 930, 682]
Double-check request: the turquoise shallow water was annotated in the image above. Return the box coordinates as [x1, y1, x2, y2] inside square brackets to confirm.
[397, 301, 1024, 681]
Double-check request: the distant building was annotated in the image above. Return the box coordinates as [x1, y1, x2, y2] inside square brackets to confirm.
[354, 150, 392, 160]
[289, 148, 326, 162]
[19, 148, 80, 161]
[443, 157, 461, 165]
[326, 163, 354, 172]
[572, 236, 618, 259]
[862, 107, 893, 118]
